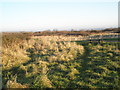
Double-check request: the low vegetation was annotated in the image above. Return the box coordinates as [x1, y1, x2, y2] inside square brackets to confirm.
[1, 29, 120, 89]
[34, 28, 118, 36]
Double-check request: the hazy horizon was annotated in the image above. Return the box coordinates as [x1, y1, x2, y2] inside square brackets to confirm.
[0, 0, 118, 32]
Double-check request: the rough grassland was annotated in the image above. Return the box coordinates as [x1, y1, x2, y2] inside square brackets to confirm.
[2, 33, 120, 89]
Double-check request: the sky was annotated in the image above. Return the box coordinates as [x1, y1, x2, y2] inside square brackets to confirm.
[0, 0, 119, 32]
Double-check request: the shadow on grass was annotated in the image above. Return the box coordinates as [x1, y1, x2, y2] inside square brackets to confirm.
[2, 41, 120, 88]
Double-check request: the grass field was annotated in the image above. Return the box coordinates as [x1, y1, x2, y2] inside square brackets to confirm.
[1, 32, 120, 89]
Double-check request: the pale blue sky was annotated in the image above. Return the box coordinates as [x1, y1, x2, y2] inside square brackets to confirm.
[0, 0, 119, 32]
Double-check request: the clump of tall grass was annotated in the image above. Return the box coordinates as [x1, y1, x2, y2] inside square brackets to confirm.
[2, 32, 34, 70]
[6, 80, 28, 88]
[30, 36, 84, 62]
[33, 35, 85, 41]
[2, 34, 85, 88]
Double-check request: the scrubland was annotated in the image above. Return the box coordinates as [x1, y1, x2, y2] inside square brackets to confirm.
[1, 30, 120, 88]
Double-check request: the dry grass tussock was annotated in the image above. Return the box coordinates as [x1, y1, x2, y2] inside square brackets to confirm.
[2, 34, 85, 88]
[2, 39, 35, 70]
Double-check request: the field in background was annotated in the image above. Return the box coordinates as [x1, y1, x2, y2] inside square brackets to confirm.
[1, 28, 120, 88]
